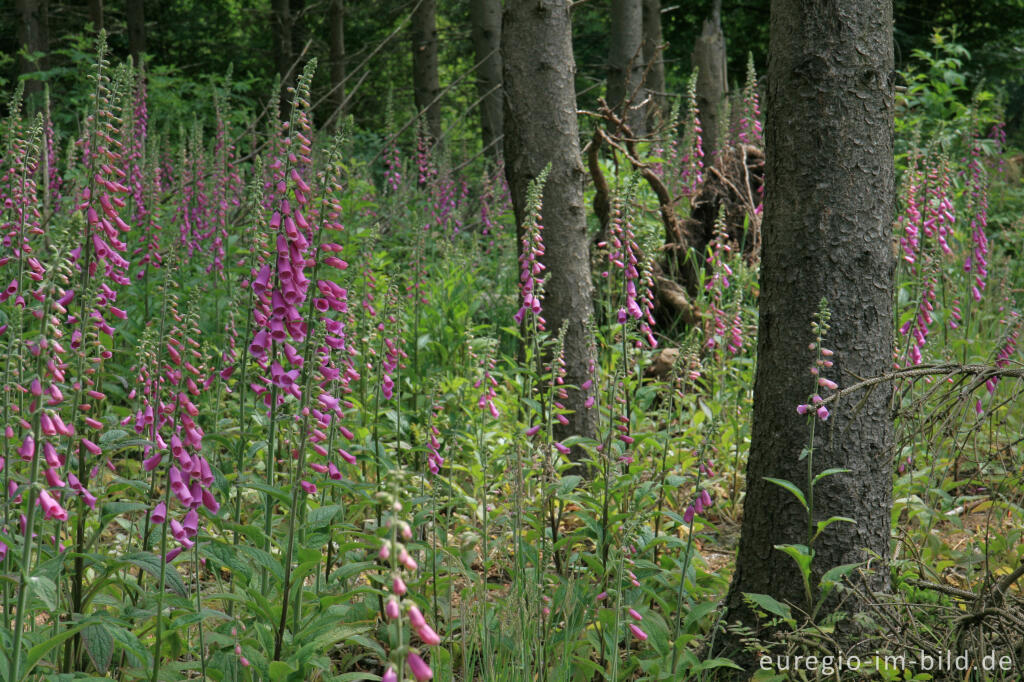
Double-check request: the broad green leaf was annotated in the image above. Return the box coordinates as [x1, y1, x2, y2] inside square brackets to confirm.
[236, 545, 284, 582]
[245, 481, 291, 505]
[682, 600, 719, 634]
[742, 592, 792, 621]
[82, 623, 114, 674]
[201, 540, 253, 582]
[690, 657, 745, 672]
[774, 543, 813, 578]
[269, 660, 298, 678]
[22, 622, 87, 681]
[106, 623, 151, 667]
[307, 504, 343, 528]
[763, 477, 808, 510]
[557, 475, 582, 496]
[28, 575, 57, 611]
[122, 552, 188, 597]
[293, 624, 370, 664]
[329, 560, 375, 583]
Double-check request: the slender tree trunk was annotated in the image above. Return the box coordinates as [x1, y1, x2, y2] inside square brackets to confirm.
[469, 0, 503, 161]
[718, 0, 895, 671]
[411, 0, 442, 143]
[642, 0, 667, 128]
[691, 0, 726, 158]
[88, 0, 103, 31]
[127, 0, 146, 67]
[291, 0, 307, 61]
[503, 0, 598, 448]
[272, 0, 294, 117]
[607, 0, 645, 136]
[328, 0, 346, 121]
[15, 0, 48, 107]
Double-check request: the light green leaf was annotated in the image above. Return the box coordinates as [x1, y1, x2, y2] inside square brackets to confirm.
[774, 543, 813, 578]
[690, 657, 745, 672]
[763, 478, 808, 510]
[812, 516, 856, 542]
[28, 576, 57, 611]
[557, 475, 582, 496]
[742, 592, 792, 621]
[812, 468, 851, 486]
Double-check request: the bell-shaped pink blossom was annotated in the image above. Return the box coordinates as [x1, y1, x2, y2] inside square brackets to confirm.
[416, 623, 441, 646]
[18, 434, 35, 461]
[407, 652, 433, 681]
[38, 489, 68, 521]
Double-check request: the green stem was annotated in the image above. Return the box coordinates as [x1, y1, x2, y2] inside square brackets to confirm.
[193, 540, 208, 681]
[8, 333, 50, 681]
[150, 479, 174, 682]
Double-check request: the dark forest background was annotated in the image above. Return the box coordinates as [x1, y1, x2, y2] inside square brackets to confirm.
[3, 1, 1023, 147]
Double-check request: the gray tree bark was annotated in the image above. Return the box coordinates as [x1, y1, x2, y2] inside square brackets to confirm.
[469, 0, 503, 160]
[328, 0, 346, 120]
[412, 0, 442, 143]
[127, 0, 146, 66]
[503, 0, 598, 447]
[691, 0, 727, 158]
[15, 0, 48, 106]
[607, 0, 645, 136]
[718, 0, 895, 670]
[642, 0, 667, 128]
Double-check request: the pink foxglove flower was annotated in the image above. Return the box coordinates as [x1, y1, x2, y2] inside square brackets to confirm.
[407, 652, 433, 681]
[628, 623, 648, 641]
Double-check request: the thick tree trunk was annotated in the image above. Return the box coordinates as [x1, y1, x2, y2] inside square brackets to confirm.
[642, 0, 667, 128]
[691, 0, 726, 158]
[718, 0, 895, 670]
[88, 0, 103, 31]
[272, 0, 294, 116]
[411, 0, 442, 143]
[503, 0, 598, 448]
[127, 0, 146, 66]
[15, 0, 48, 107]
[469, 0, 503, 160]
[328, 0, 346, 120]
[607, 0, 645, 135]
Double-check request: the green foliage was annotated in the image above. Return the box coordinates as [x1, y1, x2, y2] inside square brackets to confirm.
[0, 20, 1021, 682]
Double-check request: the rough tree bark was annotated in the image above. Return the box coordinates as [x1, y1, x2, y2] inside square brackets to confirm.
[503, 0, 598, 447]
[469, 0, 503, 160]
[127, 0, 145, 66]
[691, 0, 726, 158]
[718, 0, 895, 670]
[642, 0, 667, 128]
[15, 0, 48, 107]
[328, 0, 346, 120]
[412, 0, 442, 143]
[607, 0, 645, 136]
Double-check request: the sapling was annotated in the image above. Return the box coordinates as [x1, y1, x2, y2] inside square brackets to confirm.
[765, 298, 857, 617]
